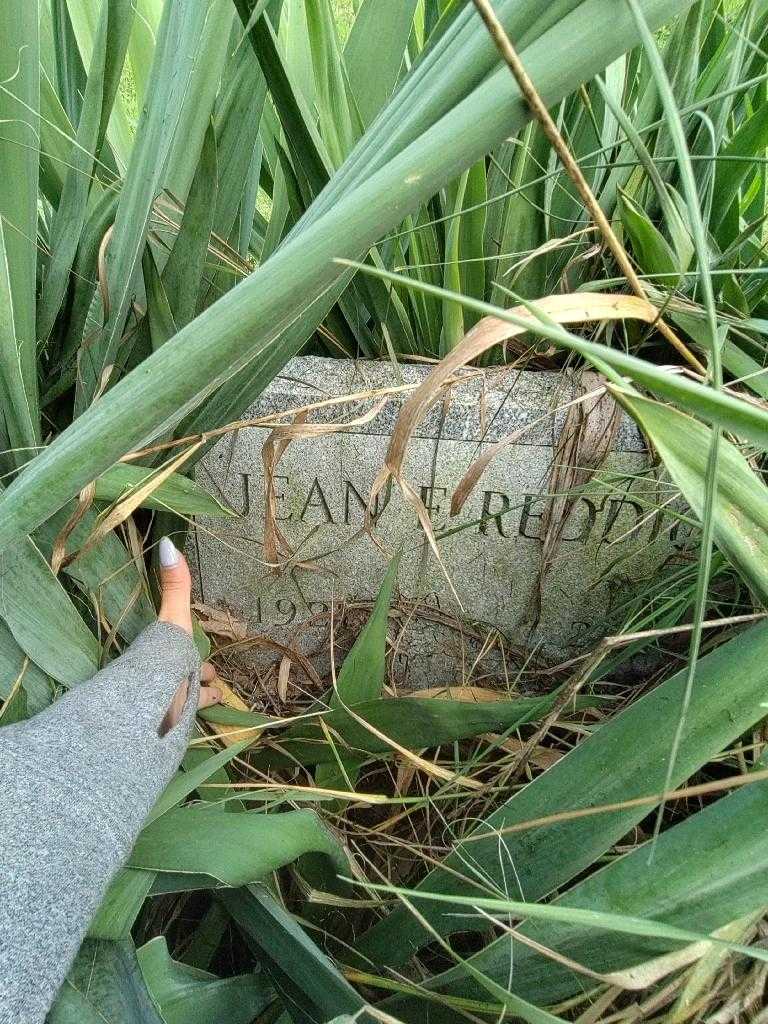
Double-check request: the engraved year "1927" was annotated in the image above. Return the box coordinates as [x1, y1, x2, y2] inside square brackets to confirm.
[250, 595, 330, 625]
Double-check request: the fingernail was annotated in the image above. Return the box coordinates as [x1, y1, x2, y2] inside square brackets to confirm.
[159, 536, 181, 568]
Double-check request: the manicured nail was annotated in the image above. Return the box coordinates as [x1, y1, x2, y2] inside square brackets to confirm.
[159, 536, 181, 568]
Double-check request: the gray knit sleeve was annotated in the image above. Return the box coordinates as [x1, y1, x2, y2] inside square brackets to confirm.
[0, 620, 201, 1024]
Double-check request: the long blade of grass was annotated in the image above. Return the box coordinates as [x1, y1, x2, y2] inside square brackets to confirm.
[340, 264, 768, 447]
[0, 0, 694, 552]
[206, 691, 581, 771]
[50, 0, 87, 127]
[344, 0, 418, 128]
[217, 885, 369, 1023]
[397, 761, 768, 1008]
[49, 939, 163, 1024]
[160, 124, 218, 330]
[0, 524, 100, 685]
[125, 0, 162, 116]
[162, 0, 234, 205]
[0, 619, 52, 712]
[0, 221, 39, 462]
[362, 881, 768, 967]
[130, 805, 346, 886]
[0, 0, 41, 459]
[137, 936, 273, 1024]
[357, 619, 768, 964]
[95, 462, 234, 517]
[88, 869, 156, 942]
[616, 391, 768, 601]
[35, 505, 154, 644]
[711, 94, 768, 233]
[38, 0, 133, 345]
[625, 0, 724, 854]
[74, 0, 216, 412]
[305, 0, 359, 167]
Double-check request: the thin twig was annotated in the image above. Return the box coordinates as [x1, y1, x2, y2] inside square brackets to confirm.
[462, 764, 768, 841]
[470, 0, 707, 375]
[503, 645, 609, 778]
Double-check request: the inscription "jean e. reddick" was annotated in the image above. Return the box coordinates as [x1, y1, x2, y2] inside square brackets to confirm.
[235, 472, 690, 548]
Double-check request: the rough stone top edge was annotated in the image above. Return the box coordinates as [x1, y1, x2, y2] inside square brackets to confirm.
[227, 353, 647, 452]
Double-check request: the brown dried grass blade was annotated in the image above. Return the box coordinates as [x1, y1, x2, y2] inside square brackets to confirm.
[262, 411, 307, 573]
[67, 442, 202, 567]
[208, 677, 263, 747]
[380, 295, 656, 485]
[50, 481, 96, 574]
[125, 381, 420, 462]
[217, 633, 324, 689]
[277, 655, 291, 703]
[192, 602, 249, 641]
[407, 685, 509, 702]
[504, 226, 598, 285]
[370, 294, 657, 592]
[261, 398, 390, 574]
[450, 383, 607, 516]
[534, 372, 623, 621]
[337, 699, 483, 791]
[199, 779, 389, 803]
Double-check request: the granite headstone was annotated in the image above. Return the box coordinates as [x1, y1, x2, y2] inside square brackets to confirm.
[191, 355, 689, 687]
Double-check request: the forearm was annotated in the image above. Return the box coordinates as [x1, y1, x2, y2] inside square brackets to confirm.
[0, 621, 200, 1023]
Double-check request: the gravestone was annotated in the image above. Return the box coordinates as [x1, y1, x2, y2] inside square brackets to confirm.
[191, 355, 689, 689]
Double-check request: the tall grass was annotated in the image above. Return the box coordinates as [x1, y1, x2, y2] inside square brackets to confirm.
[2, 0, 768, 1019]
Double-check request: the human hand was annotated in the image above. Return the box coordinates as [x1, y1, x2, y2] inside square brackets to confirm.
[157, 536, 221, 732]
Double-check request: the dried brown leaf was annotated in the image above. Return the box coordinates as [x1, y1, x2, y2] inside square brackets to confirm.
[277, 655, 291, 703]
[67, 442, 202, 567]
[369, 293, 658, 602]
[533, 372, 623, 623]
[192, 602, 249, 641]
[50, 481, 96, 574]
[407, 685, 508, 703]
[208, 677, 262, 747]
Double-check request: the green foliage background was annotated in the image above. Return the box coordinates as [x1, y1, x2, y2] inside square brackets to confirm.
[2, 0, 768, 1020]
